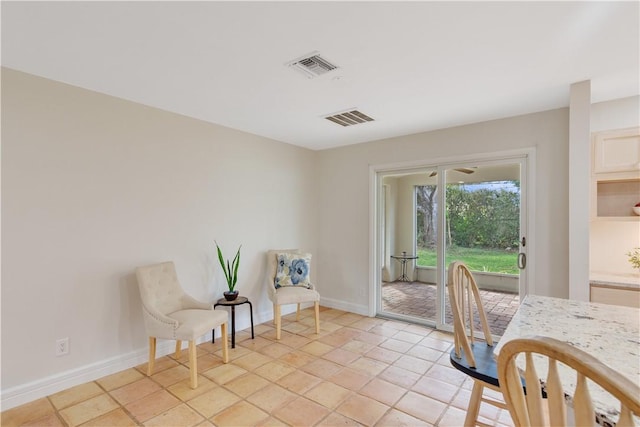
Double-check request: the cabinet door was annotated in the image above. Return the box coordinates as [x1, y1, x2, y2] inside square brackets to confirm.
[593, 127, 640, 174]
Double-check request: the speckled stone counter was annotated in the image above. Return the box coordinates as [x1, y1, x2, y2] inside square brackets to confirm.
[494, 295, 640, 426]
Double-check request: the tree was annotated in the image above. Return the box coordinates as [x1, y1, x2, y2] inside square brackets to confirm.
[416, 185, 437, 248]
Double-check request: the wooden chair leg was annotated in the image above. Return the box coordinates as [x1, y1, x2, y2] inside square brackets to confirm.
[147, 337, 156, 376]
[465, 380, 484, 427]
[221, 322, 229, 363]
[275, 304, 282, 340]
[188, 340, 197, 389]
[273, 304, 277, 325]
[296, 303, 301, 321]
[314, 301, 320, 334]
[175, 340, 182, 359]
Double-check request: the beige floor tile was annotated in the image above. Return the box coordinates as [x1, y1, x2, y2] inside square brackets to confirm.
[393, 354, 433, 375]
[277, 333, 312, 349]
[316, 412, 362, 426]
[22, 413, 64, 427]
[300, 341, 334, 356]
[186, 387, 240, 418]
[80, 408, 137, 426]
[376, 408, 432, 427]
[411, 377, 459, 404]
[336, 394, 389, 426]
[317, 332, 353, 347]
[418, 336, 453, 352]
[49, 382, 104, 410]
[136, 356, 179, 374]
[1, 397, 55, 426]
[143, 403, 204, 427]
[365, 346, 403, 364]
[497, 408, 515, 426]
[392, 330, 425, 344]
[223, 373, 269, 398]
[354, 331, 387, 345]
[202, 363, 247, 385]
[379, 338, 414, 353]
[166, 376, 217, 401]
[253, 360, 296, 382]
[437, 405, 467, 427]
[109, 378, 162, 405]
[281, 321, 310, 334]
[276, 370, 321, 394]
[368, 325, 403, 337]
[210, 401, 269, 427]
[378, 365, 422, 389]
[59, 394, 119, 427]
[322, 348, 360, 366]
[247, 384, 297, 413]
[150, 365, 191, 388]
[304, 381, 351, 409]
[341, 340, 376, 355]
[172, 346, 208, 363]
[332, 313, 364, 326]
[237, 335, 273, 351]
[328, 368, 372, 391]
[194, 353, 224, 373]
[394, 391, 447, 425]
[450, 387, 472, 410]
[300, 358, 342, 379]
[350, 317, 384, 331]
[423, 364, 467, 386]
[96, 369, 145, 391]
[233, 351, 273, 371]
[257, 343, 292, 359]
[278, 350, 315, 368]
[406, 344, 445, 362]
[124, 390, 180, 423]
[272, 396, 330, 426]
[256, 416, 288, 427]
[349, 357, 388, 376]
[359, 378, 407, 406]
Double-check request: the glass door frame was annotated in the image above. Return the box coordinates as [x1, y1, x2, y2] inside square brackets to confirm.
[370, 148, 536, 332]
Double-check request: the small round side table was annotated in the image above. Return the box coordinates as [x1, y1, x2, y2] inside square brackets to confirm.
[212, 296, 254, 349]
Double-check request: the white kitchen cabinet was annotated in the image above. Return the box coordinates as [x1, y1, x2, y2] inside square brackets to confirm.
[591, 127, 640, 220]
[590, 283, 640, 308]
[593, 127, 640, 174]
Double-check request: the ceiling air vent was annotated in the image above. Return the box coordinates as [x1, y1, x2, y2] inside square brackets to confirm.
[287, 51, 338, 79]
[325, 110, 375, 127]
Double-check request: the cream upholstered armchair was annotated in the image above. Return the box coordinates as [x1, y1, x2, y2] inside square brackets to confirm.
[136, 261, 229, 389]
[266, 249, 320, 340]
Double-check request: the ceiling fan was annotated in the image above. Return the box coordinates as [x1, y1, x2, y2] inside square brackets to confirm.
[429, 167, 476, 177]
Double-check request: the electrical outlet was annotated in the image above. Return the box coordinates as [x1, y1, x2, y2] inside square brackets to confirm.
[56, 338, 69, 356]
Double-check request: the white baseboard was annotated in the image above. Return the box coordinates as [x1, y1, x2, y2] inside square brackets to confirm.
[320, 296, 369, 316]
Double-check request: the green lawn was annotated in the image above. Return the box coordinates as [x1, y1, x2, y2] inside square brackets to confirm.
[417, 246, 519, 275]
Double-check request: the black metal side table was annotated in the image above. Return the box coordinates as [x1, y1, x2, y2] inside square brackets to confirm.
[212, 296, 254, 349]
[390, 252, 418, 282]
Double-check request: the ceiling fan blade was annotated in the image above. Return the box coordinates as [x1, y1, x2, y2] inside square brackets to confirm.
[454, 168, 475, 174]
[429, 171, 437, 177]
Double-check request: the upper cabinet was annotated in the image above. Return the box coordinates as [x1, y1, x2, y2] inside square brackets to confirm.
[591, 127, 640, 220]
[593, 127, 640, 174]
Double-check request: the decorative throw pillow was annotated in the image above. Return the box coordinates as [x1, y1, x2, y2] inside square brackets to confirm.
[275, 252, 312, 289]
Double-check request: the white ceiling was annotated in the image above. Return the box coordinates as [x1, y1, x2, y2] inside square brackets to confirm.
[2, 1, 638, 150]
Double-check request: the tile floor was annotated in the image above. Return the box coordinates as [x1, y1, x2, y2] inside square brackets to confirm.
[381, 282, 520, 336]
[2, 307, 514, 427]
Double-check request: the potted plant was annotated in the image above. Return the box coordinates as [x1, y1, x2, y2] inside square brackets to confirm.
[216, 241, 241, 301]
[627, 248, 640, 271]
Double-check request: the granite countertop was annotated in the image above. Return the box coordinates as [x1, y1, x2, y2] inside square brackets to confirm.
[494, 295, 640, 426]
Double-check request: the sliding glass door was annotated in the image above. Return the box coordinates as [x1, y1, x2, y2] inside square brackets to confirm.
[376, 156, 528, 337]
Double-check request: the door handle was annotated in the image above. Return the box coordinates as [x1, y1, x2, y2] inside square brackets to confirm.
[518, 252, 526, 269]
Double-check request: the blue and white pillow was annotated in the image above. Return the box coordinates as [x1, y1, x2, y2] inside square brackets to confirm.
[275, 252, 311, 289]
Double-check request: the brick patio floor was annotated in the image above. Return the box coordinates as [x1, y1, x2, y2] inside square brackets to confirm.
[381, 281, 520, 336]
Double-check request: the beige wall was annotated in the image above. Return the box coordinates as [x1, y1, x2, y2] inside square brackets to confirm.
[1, 69, 318, 401]
[316, 108, 570, 312]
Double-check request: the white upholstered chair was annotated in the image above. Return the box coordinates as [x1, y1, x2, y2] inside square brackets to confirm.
[266, 249, 320, 340]
[136, 261, 229, 389]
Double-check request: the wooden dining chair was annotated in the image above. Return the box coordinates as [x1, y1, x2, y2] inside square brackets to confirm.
[448, 261, 507, 427]
[497, 335, 640, 427]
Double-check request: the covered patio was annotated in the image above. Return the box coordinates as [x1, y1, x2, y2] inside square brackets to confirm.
[381, 281, 519, 336]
